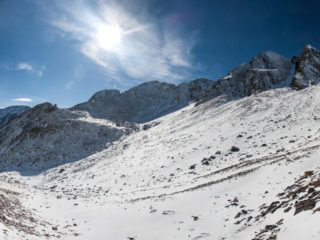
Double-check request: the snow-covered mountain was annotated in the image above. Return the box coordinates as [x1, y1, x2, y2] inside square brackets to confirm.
[0, 103, 136, 171]
[291, 44, 320, 89]
[0, 105, 30, 129]
[72, 51, 293, 122]
[198, 50, 292, 104]
[1, 44, 320, 240]
[72, 78, 215, 123]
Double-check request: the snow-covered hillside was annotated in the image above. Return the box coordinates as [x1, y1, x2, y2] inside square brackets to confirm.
[1, 45, 320, 240]
[1, 84, 320, 239]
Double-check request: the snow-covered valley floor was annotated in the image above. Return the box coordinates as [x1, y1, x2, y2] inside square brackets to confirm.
[1, 86, 320, 239]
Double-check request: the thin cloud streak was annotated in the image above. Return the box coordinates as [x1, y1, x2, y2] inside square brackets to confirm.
[12, 98, 33, 102]
[0, 62, 45, 77]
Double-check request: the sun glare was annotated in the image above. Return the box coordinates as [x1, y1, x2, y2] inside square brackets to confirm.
[96, 25, 122, 51]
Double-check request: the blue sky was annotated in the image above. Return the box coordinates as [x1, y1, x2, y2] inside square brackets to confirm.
[0, 0, 319, 108]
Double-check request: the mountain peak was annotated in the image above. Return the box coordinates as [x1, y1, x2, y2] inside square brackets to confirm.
[291, 44, 320, 89]
[305, 43, 315, 50]
[198, 49, 292, 104]
[251, 50, 291, 69]
[71, 78, 214, 123]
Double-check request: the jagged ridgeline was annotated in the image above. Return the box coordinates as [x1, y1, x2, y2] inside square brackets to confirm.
[71, 79, 215, 123]
[0, 44, 319, 170]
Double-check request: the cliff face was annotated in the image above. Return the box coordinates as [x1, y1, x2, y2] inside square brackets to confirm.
[291, 44, 320, 89]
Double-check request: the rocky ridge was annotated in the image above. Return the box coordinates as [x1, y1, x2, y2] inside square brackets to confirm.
[72, 78, 214, 123]
[198, 50, 292, 104]
[0, 106, 30, 129]
[0, 103, 135, 171]
[74, 45, 320, 120]
[291, 44, 320, 89]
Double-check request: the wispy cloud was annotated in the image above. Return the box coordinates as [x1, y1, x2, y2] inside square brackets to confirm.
[16, 62, 33, 71]
[1, 62, 45, 77]
[12, 98, 33, 102]
[43, 0, 197, 83]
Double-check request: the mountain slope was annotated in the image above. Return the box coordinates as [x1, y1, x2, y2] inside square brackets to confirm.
[72, 78, 214, 123]
[199, 50, 292, 104]
[0, 103, 136, 172]
[0, 106, 30, 129]
[1, 45, 320, 239]
[72, 51, 293, 122]
[1, 84, 320, 239]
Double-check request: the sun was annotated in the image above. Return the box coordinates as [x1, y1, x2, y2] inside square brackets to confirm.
[96, 25, 122, 51]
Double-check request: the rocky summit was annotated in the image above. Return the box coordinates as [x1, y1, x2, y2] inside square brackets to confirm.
[291, 44, 320, 89]
[198, 50, 292, 104]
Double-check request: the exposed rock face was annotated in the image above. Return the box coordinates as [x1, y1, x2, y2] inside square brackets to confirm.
[198, 51, 292, 104]
[0, 103, 134, 171]
[72, 78, 214, 123]
[291, 44, 320, 89]
[0, 106, 30, 129]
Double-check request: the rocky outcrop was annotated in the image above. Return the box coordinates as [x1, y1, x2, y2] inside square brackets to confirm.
[72, 78, 214, 123]
[0, 106, 30, 129]
[198, 51, 292, 104]
[0, 103, 135, 171]
[291, 44, 320, 89]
